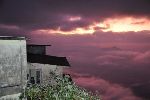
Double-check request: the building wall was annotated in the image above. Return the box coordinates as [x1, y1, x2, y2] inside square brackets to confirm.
[0, 39, 27, 97]
[27, 45, 46, 55]
[27, 63, 64, 84]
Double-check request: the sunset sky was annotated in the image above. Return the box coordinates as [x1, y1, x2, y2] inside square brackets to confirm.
[0, 0, 150, 100]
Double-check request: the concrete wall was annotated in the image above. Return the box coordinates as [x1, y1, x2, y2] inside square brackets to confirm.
[28, 63, 65, 84]
[0, 39, 27, 97]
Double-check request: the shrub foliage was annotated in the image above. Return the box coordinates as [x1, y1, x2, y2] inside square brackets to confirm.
[20, 72, 100, 100]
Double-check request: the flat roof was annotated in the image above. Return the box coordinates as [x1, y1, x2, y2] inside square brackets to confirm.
[0, 36, 25, 40]
[27, 44, 51, 46]
[27, 54, 70, 67]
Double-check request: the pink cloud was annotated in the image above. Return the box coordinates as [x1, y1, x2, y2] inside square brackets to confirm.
[133, 51, 150, 64]
[0, 24, 20, 30]
[29, 31, 150, 99]
[73, 76, 142, 100]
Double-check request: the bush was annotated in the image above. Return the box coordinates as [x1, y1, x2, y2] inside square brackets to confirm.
[20, 72, 100, 100]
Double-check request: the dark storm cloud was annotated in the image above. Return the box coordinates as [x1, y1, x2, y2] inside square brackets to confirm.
[0, 0, 150, 31]
[0, 0, 4, 6]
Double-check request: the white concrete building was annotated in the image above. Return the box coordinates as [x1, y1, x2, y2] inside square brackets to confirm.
[27, 45, 70, 85]
[0, 36, 27, 98]
[0, 37, 70, 99]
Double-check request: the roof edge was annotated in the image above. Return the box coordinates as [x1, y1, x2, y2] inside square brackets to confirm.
[27, 44, 51, 46]
[27, 54, 71, 67]
[0, 36, 25, 40]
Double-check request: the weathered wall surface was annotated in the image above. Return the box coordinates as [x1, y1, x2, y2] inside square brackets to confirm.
[0, 39, 27, 97]
[28, 63, 64, 84]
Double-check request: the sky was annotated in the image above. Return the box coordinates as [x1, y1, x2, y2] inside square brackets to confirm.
[0, 0, 150, 100]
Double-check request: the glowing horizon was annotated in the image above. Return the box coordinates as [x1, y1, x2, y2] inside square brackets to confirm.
[100, 17, 150, 32]
[34, 16, 150, 35]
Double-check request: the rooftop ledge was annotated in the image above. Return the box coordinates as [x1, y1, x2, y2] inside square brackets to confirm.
[0, 36, 25, 40]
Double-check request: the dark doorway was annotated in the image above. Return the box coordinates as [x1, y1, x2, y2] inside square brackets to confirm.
[36, 70, 41, 84]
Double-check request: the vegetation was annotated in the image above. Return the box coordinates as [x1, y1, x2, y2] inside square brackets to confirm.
[20, 72, 100, 100]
